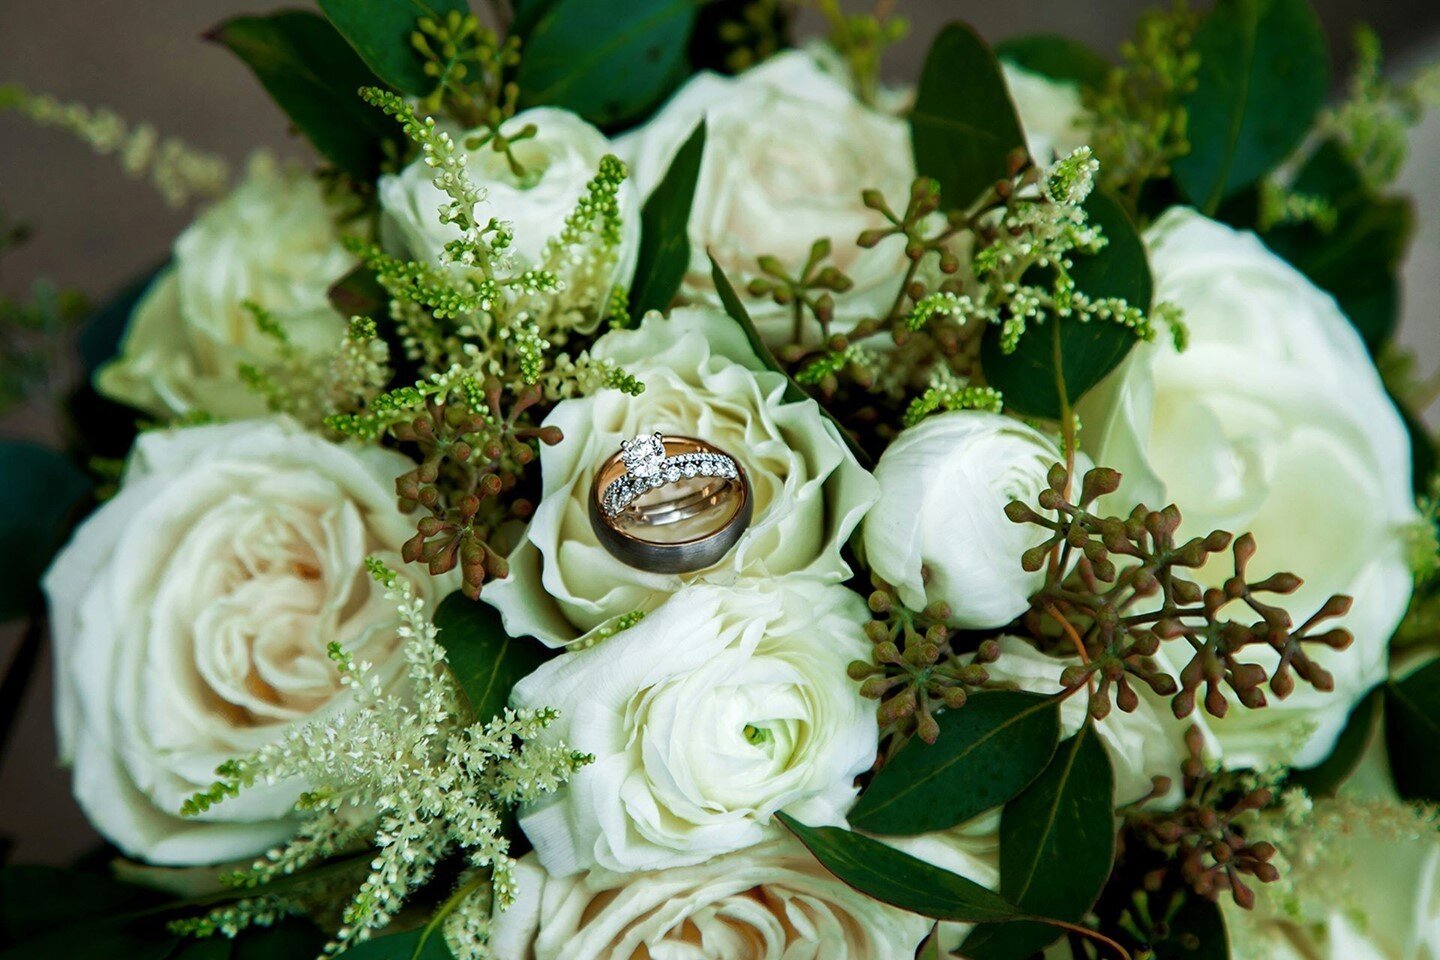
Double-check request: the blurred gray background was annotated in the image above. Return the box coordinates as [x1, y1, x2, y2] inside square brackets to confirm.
[2, 0, 1439, 865]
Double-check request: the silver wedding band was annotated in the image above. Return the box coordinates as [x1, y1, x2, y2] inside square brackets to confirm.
[588, 433, 753, 574]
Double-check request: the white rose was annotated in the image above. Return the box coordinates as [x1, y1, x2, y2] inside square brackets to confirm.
[96, 155, 354, 420]
[509, 579, 877, 875]
[1226, 820, 1440, 960]
[489, 840, 931, 960]
[1079, 208, 1417, 769]
[618, 50, 915, 343]
[1001, 62, 1091, 162]
[483, 306, 878, 645]
[378, 106, 639, 290]
[862, 411, 1085, 630]
[41, 418, 444, 864]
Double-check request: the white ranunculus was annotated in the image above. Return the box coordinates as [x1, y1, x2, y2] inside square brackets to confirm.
[618, 50, 915, 343]
[96, 155, 354, 420]
[862, 411, 1083, 630]
[378, 106, 639, 289]
[509, 580, 876, 875]
[489, 840, 932, 960]
[42, 418, 444, 865]
[1079, 208, 1418, 770]
[985, 638, 1189, 804]
[1001, 62, 1091, 162]
[483, 306, 878, 646]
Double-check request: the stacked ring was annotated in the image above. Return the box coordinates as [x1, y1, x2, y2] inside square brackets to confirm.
[588, 433, 753, 574]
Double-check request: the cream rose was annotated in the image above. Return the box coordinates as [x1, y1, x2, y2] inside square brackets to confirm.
[618, 50, 915, 344]
[483, 306, 878, 646]
[42, 418, 443, 865]
[378, 106, 639, 290]
[862, 411, 1084, 630]
[1001, 62, 1091, 162]
[96, 155, 354, 420]
[509, 579, 876, 875]
[1079, 208, 1418, 770]
[489, 839, 932, 960]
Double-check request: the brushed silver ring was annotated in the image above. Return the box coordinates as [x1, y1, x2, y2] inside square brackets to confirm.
[588, 433, 753, 574]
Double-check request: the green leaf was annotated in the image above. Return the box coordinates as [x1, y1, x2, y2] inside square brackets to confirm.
[1262, 140, 1413, 352]
[0, 442, 93, 622]
[1151, 894, 1229, 960]
[708, 256, 872, 468]
[630, 121, 706, 317]
[231, 920, 327, 960]
[911, 23, 1028, 210]
[516, 0, 698, 128]
[209, 11, 394, 179]
[1173, 0, 1329, 213]
[328, 265, 389, 320]
[995, 35, 1111, 89]
[849, 691, 1060, 835]
[434, 592, 553, 722]
[777, 815, 1026, 924]
[1288, 686, 1381, 797]
[316, 0, 468, 97]
[962, 724, 1117, 960]
[338, 927, 455, 959]
[980, 189, 1151, 419]
[1400, 399, 1437, 497]
[1385, 659, 1440, 803]
[0, 866, 175, 960]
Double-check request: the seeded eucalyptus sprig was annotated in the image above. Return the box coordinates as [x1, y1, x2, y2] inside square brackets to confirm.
[848, 575, 1004, 744]
[1009, 462, 1355, 722]
[1123, 726, 1281, 909]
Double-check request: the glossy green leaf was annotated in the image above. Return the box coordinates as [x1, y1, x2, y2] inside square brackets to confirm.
[980, 189, 1151, 419]
[911, 23, 1028, 209]
[630, 121, 706, 316]
[708, 257, 873, 467]
[434, 592, 552, 722]
[1262, 140, 1413, 352]
[995, 35, 1111, 89]
[1151, 894, 1230, 960]
[1385, 659, 1440, 803]
[850, 692, 1060, 835]
[0, 443, 92, 622]
[778, 815, 1026, 924]
[1173, 0, 1329, 212]
[316, 0, 468, 96]
[516, 0, 698, 127]
[1289, 686, 1381, 798]
[962, 724, 1117, 960]
[209, 11, 394, 179]
[343, 927, 455, 959]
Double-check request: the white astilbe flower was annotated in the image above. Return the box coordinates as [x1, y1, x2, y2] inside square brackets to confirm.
[179, 564, 590, 958]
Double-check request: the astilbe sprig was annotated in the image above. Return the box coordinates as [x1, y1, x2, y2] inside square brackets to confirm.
[848, 575, 1004, 745]
[178, 565, 590, 958]
[1009, 462, 1355, 723]
[1123, 727, 1281, 909]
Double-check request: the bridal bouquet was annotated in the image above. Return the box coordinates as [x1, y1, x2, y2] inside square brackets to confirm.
[5, 0, 1440, 957]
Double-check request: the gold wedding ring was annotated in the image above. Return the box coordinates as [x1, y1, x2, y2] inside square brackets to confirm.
[588, 433, 753, 574]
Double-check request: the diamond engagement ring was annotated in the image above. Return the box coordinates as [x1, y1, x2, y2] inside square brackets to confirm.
[589, 433, 753, 574]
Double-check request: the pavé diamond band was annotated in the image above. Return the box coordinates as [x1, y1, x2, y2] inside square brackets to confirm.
[589, 433, 752, 574]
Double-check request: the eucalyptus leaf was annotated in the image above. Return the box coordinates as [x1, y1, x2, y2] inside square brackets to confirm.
[630, 121, 705, 317]
[516, 0, 698, 128]
[0, 442, 93, 622]
[962, 724, 1116, 960]
[995, 35, 1111, 89]
[777, 815, 1025, 924]
[433, 592, 553, 722]
[849, 691, 1060, 835]
[316, 0, 469, 97]
[1262, 140, 1413, 352]
[1288, 686, 1380, 798]
[979, 189, 1151, 419]
[1173, 0, 1329, 213]
[209, 11, 394, 179]
[708, 256, 872, 467]
[911, 23, 1028, 209]
[342, 927, 455, 959]
[1385, 658, 1440, 803]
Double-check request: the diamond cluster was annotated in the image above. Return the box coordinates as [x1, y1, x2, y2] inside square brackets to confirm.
[603, 435, 739, 518]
